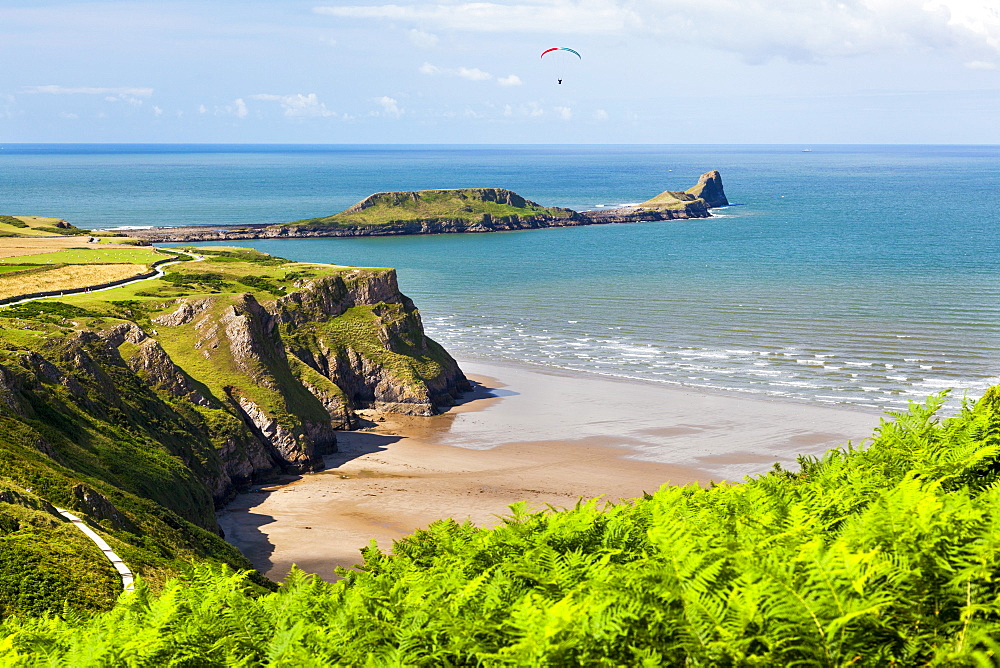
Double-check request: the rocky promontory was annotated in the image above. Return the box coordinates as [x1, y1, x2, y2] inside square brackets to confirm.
[0, 247, 469, 613]
[123, 171, 729, 242]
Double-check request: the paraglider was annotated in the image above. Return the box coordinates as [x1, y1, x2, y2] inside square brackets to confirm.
[541, 47, 580, 84]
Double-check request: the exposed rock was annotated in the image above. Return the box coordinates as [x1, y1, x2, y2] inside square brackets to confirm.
[229, 393, 325, 473]
[685, 170, 729, 208]
[152, 298, 213, 327]
[124, 338, 213, 407]
[103, 322, 147, 347]
[71, 484, 138, 533]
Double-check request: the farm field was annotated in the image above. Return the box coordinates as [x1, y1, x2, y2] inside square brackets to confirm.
[0, 263, 150, 300]
[0, 246, 166, 265]
[0, 244, 174, 301]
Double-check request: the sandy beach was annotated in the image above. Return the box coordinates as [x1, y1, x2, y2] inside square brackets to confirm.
[218, 359, 884, 582]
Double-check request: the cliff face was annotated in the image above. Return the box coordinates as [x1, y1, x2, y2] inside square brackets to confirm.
[684, 170, 729, 208]
[0, 251, 469, 615]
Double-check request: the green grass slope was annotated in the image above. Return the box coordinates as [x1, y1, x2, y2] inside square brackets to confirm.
[2, 389, 999, 665]
[0, 245, 467, 619]
[0, 216, 88, 238]
[637, 189, 703, 210]
[286, 188, 574, 228]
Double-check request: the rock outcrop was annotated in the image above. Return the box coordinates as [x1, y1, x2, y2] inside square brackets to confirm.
[685, 170, 729, 208]
[0, 263, 468, 519]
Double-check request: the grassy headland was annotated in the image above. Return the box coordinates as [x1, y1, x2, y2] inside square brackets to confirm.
[0, 240, 467, 619]
[122, 171, 730, 242]
[286, 188, 575, 229]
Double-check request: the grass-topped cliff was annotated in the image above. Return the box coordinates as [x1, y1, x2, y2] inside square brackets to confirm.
[0, 245, 468, 618]
[0, 216, 88, 238]
[123, 171, 730, 242]
[286, 188, 576, 230]
[633, 170, 731, 213]
[2, 390, 1000, 664]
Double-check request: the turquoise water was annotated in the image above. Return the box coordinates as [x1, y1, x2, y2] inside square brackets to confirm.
[3, 144, 999, 409]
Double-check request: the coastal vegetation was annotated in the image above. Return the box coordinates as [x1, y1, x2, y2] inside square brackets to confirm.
[0, 246, 174, 301]
[2, 389, 999, 664]
[0, 245, 468, 622]
[288, 188, 574, 229]
[0, 216, 89, 238]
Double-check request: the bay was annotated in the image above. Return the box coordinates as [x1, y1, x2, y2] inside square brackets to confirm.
[2, 143, 998, 410]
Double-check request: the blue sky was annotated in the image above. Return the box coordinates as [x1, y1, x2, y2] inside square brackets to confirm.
[2, 0, 999, 143]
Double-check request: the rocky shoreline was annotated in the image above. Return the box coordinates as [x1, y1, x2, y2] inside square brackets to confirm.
[118, 170, 730, 243]
[121, 206, 707, 242]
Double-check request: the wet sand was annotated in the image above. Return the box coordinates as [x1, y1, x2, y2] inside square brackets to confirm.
[218, 359, 883, 581]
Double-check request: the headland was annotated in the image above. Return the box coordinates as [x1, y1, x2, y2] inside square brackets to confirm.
[121, 170, 730, 242]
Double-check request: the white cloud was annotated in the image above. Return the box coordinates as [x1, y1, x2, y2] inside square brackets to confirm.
[234, 98, 248, 119]
[421, 62, 493, 80]
[554, 105, 572, 120]
[457, 67, 491, 81]
[377, 95, 402, 117]
[22, 85, 154, 97]
[153, 106, 163, 116]
[24, 85, 150, 106]
[964, 59, 998, 69]
[502, 102, 545, 118]
[315, 1, 1000, 62]
[409, 28, 438, 47]
[198, 104, 208, 114]
[314, 1, 634, 34]
[594, 109, 608, 120]
[251, 93, 336, 118]
[421, 62, 518, 84]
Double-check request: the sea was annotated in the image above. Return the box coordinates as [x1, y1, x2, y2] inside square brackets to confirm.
[2, 143, 998, 412]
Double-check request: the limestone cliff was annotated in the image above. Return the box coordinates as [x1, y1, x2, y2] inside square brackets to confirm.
[684, 170, 729, 208]
[0, 249, 469, 614]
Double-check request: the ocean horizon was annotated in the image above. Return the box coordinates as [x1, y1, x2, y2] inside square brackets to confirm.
[2, 143, 998, 411]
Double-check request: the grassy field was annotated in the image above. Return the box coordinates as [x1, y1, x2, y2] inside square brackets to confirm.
[0, 264, 150, 299]
[0, 246, 175, 301]
[0, 237, 148, 259]
[0, 246, 167, 266]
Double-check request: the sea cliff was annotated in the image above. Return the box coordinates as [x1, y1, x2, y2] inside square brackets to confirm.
[0, 247, 468, 616]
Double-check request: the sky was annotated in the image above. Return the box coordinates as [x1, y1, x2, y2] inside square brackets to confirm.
[1, 0, 999, 143]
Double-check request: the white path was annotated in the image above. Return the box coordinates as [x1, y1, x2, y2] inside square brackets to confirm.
[55, 507, 135, 592]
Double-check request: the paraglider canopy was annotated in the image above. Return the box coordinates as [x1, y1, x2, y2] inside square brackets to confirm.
[541, 47, 581, 84]
[540, 47, 581, 59]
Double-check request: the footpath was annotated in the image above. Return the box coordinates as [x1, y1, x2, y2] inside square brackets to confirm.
[54, 508, 135, 592]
